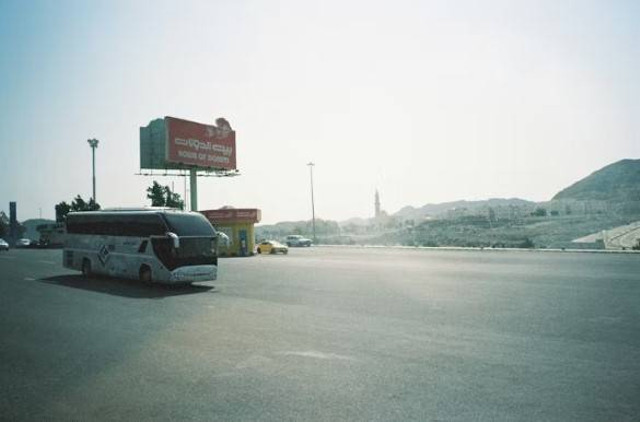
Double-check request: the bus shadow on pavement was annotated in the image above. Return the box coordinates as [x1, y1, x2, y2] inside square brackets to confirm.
[39, 275, 215, 298]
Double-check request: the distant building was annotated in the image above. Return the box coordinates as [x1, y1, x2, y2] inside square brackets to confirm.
[37, 223, 66, 247]
[445, 204, 535, 222]
[371, 190, 391, 230]
[487, 204, 532, 222]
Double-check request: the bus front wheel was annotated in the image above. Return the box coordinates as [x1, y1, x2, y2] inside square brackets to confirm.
[82, 259, 92, 278]
[140, 266, 152, 284]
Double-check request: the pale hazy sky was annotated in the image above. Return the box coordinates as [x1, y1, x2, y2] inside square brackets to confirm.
[1, 0, 638, 224]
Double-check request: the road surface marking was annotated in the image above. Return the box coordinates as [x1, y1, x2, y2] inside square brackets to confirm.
[24, 277, 36, 281]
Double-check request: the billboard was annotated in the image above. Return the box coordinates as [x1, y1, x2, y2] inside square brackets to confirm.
[140, 116, 236, 171]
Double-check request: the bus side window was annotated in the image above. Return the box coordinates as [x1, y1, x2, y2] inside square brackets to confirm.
[138, 240, 148, 253]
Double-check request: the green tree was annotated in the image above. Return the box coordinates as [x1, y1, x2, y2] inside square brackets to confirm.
[531, 207, 547, 217]
[71, 195, 100, 212]
[55, 195, 100, 222]
[1, 220, 25, 239]
[55, 201, 71, 222]
[147, 181, 166, 206]
[164, 186, 185, 210]
[146, 181, 184, 210]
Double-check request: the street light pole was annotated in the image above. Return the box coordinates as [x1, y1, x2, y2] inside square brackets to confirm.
[87, 138, 99, 204]
[307, 162, 316, 243]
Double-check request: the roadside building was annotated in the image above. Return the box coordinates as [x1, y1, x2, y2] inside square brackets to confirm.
[36, 223, 66, 247]
[200, 207, 261, 257]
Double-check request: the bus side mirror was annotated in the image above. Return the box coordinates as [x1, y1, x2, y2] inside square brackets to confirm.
[167, 232, 180, 249]
[217, 232, 231, 247]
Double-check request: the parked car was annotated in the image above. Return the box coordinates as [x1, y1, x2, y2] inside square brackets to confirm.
[15, 238, 32, 248]
[257, 240, 289, 255]
[0, 238, 9, 251]
[285, 234, 312, 247]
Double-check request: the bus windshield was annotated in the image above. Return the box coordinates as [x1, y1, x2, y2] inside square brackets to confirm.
[162, 213, 216, 237]
[152, 237, 217, 271]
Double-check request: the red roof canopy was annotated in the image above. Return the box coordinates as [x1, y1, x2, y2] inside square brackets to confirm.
[200, 208, 261, 224]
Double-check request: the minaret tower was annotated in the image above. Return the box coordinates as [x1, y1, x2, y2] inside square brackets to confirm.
[375, 189, 381, 219]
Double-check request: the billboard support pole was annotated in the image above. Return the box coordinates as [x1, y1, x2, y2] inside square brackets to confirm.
[190, 169, 198, 211]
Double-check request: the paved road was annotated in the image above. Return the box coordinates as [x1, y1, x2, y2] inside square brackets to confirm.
[1, 247, 639, 421]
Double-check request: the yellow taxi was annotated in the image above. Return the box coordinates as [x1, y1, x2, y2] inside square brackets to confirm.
[256, 240, 289, 255]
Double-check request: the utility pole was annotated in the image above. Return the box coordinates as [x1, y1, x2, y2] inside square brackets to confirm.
[87, 138, 99, 203]
[307, 162, 316, 243]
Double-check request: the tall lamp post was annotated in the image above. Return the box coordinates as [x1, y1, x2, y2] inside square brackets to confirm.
[307, 162, 316, 243]
[87, 138, 99, 204]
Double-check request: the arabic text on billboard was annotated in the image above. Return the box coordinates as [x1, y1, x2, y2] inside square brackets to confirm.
[201, 209, 261, 223]
[166, 117, 236, 170]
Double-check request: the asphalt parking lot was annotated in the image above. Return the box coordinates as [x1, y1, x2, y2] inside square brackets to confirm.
[1, 247, 639, 421]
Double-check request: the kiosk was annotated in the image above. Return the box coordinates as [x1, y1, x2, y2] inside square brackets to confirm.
[200, 208, 261, 257]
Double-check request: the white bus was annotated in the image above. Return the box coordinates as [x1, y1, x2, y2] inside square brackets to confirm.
[63, 209, 222, 284]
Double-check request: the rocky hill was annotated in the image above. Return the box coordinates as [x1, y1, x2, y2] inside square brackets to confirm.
[258, 158, 640, 249]
[553, 159, 640, 202]
[394, 198, 535, 221]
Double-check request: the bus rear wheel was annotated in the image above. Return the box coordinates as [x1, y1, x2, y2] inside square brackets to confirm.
[139, 266, 152, 284]
[82, 259, 92, 278]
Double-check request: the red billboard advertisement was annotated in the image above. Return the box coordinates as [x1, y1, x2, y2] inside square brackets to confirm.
[166, 116, 236, 170]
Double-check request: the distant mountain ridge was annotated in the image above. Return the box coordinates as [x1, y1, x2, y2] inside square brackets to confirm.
[393, 198, 535, 221]
[256, 158, 640, 249]
[392, 159, 640, 221]
[553, 159, 640, 202]
[257, 158, 639, 229]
